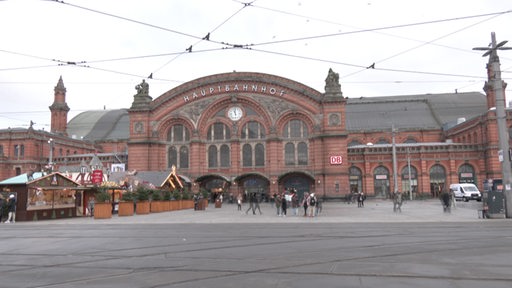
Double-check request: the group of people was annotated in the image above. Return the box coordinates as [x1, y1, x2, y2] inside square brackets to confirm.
[243, 192, 263, 215]
[272, 190, 321, 217]
[346, 192, 366, 207]
[0, 194, 17, 223]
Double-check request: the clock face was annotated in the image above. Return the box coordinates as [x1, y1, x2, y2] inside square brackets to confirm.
[228, 106, 243, 121]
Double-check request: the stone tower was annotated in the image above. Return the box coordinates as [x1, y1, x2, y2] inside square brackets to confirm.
[49, 76, 70, 135]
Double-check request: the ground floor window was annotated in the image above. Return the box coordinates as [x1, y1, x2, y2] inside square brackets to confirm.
[374, 166, 390, 198]
[27, 188, 76, 210]
[349, 166, 362, 193]
[458, 163, 476, 183]
[430, 164, 446, 198]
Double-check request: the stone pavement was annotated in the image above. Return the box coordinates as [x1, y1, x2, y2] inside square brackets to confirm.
[43, 198, 486, 225]
[1, 199, 511, 288]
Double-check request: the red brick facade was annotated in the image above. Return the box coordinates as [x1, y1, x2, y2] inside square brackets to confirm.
[0, 69, 509, 201]
[126, 71, 508, 199]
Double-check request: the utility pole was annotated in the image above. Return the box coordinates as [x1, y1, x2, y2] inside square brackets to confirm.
[392, 124, 398, 196]
[473, 32, 512, 218]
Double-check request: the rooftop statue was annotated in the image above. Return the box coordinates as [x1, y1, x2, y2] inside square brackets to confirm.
[135, 79, 149, 96]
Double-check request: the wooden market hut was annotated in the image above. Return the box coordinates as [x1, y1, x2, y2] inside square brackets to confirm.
[160, 166, 184, 191]
[0, 172, 87, 221]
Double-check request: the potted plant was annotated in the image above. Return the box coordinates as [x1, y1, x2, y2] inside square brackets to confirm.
[162, 190, 172, 211]
[150, 189, 163, 213]
[94, 188, 112, 219]
[135, 187, 150, 215]
[181, 190, 194, 209]
[118, 191, 135, 216]
[171, 189, 181, 210]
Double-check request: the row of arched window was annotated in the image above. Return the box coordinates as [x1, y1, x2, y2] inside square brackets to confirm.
[167, 119, 309, 169]
[348, 137, 418, 146]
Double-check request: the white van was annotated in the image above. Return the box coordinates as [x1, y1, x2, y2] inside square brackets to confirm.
[449, 183, 482, 202]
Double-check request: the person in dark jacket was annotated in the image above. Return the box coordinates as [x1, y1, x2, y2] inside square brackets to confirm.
[5, 194, 16, 223]
[0, 195, 4, 223]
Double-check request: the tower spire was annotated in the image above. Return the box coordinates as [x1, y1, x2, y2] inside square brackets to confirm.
[49, 76, 70, 135]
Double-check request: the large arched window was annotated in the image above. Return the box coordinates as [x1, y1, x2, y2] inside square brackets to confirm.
[373, 165, 390, 198]
[207, 122, 231, 168]
[167, 124, 190, 168]
[255, 143, 265, 166]
[283, 119, 309, 166]
[241, 121, 266, 167]
[243, 144, 253, 167]
[349, 166, 363, 194]
[208, 146, 218, 168]
[458, 163, 476, 183]
[167, 124, 190, 142]
[401, 165, 418, 196]
[430, 164, 446, 198]
[207, 122, 230, 141]
[241, 121, 265, 139]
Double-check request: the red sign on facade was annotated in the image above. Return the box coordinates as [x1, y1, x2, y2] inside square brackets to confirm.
[91, 170, 103, 185]
[330, 155, 343, 165]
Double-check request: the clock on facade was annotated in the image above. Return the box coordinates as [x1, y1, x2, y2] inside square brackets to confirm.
[227, 106, 243, 121]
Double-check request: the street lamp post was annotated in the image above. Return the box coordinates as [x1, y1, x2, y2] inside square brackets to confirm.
[392, 125, 398, 196]
[474, 32, 512, 218]
[47, 138, 54, 173]
[80, 160, 88, 185]
[407, 147, 413, 200]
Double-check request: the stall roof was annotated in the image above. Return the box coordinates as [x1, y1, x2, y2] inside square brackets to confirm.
[0, 172, 45, 185]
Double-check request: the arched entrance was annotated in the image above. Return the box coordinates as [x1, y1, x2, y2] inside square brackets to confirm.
[235, 174, 270, 202]
[401, 165, 417, 199]
[349, 166, 363, 194]
[279, 172, 314, 200]
[458, 164, 476, 183]
[430, 164, 446, 198]
[195, 174, 231, 202]
[373, 166, 390, 198]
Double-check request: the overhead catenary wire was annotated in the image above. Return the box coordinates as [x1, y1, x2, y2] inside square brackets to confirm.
[1, 2, 508, 86]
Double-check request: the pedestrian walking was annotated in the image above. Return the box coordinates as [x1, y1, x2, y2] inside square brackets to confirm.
[281, 194, 287, 217]
[236, 194, 242, 211]
[302, 192, 309, 216]
[308, 193, 317, 217]
[253, 193, 262, 215]
[0, 195, 4, 223]
[393, 192, 403, 213]
[291, 192, 299, 215]
[441, 190, 451, 213]
[4, 194, 16, 223]
[274, 193, 282, 216]
[245, 192, 256, 215]
[88, 197, 95, 217]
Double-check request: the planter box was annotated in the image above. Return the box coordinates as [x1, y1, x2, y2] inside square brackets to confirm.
[195, 199, 208, 210]
[182, 199, 194, 209]
[170, 200, 179, 211]
[118, 202, 134, 216]
[94, 203, 112, 219]
[151, 201, 164, 213]
[136, 201, 150, 215]
[162, 200, 171, 211]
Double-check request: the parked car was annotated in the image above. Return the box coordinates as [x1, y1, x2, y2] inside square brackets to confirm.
[449, 183, 482, 202]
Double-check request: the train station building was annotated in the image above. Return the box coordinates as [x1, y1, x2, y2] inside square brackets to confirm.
[0, 63, 507, 201]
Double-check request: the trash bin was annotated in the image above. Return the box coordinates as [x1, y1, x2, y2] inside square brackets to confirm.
[483, 190, 505, 219]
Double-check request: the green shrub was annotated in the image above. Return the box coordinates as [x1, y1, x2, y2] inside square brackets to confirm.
[121, 191, 134, 202]
[151, 190, 162, 201]
[172, 189, 182, 200]
[95, 188, 111, 203]
[163, 190, 172, 201]
[135, 187, 150, 201]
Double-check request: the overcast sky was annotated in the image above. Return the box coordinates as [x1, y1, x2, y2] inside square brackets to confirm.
[1, 0, 512, 130]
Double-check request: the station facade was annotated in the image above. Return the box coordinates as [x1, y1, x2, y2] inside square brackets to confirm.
[0, 62, 508, 201]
